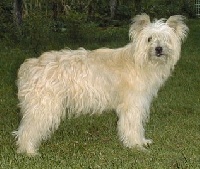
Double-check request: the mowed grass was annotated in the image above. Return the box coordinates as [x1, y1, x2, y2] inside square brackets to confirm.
[0, 19, 200, 169]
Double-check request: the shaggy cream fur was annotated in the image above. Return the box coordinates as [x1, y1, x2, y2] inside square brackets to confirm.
[13, 14, 188, 155]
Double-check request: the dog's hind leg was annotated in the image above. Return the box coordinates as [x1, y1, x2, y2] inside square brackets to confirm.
[13, 95, 66, 156]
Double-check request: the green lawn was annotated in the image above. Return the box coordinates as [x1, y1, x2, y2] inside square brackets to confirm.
[0, 19, 200, 169]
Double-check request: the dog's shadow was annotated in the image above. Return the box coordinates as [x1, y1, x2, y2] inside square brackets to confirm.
[42, 112, 119, 152]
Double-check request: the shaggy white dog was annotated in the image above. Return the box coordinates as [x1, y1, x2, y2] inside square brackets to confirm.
[13, 14, 188, 155]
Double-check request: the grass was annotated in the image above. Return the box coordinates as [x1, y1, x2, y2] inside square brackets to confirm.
[0, 19, 200, 169]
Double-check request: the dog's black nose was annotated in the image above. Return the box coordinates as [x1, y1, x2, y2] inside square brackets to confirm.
[155, 47, 163, 56]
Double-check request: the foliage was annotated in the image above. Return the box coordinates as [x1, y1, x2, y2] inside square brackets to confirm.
[0, 0, 16, 41]
[143, 0, 196, 18]
[18, 12, 53, 53]
[6, 9, 128, 53]
[0, 0, 197, 52]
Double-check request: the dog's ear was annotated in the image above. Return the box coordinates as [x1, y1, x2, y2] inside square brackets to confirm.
[129, 14, 150, 41]
[166, 15, 189, 42]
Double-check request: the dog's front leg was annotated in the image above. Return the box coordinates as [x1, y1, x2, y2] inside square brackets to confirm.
[116, 97, 152, 149]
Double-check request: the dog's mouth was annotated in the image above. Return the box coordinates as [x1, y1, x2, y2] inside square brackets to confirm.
[156, 53, 164, 57]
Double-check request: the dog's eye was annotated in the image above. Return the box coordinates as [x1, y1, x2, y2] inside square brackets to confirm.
[148, 37, 152, 42]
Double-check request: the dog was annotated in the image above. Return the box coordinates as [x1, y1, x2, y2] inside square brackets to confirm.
[13, 14, 188, 155]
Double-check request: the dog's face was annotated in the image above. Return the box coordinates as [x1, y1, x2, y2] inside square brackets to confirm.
[129, 14, 189, 65]
[144, 24, 175, 64]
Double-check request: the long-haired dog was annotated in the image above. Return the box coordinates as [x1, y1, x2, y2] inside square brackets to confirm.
[13, 14, 188, 155]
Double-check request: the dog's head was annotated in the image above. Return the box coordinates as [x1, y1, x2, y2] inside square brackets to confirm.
[129, 14, 189, 66]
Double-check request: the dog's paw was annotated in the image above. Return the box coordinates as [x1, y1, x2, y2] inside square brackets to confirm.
[143, 139, 153, 149]
[134, 139, 153, 152]
[27, 152, 41, 157]
[143, 138, 153, 146]
[17, 147, 40, 157]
